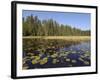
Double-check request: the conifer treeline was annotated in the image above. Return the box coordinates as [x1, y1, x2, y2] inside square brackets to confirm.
[23, 15, 90, 36]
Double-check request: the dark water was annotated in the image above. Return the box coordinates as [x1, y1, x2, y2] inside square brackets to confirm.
[23, 39, 91, 69]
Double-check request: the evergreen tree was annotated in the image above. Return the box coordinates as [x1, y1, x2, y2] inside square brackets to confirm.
[23, 15, 90, 36]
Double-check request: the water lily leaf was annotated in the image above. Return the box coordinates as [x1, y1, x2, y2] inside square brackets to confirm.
[66, 58, 70, 62]
[71, 51, 76, 54]
[40, 57, 48, 65]
[51, 54, 58, 58]
[27, 53, 34, 56]
[84, 61, 89, 65]
[78, 57, 84, 62]
[52, 59, 57, 64]
[72, 60, 77, 63]
[32, 60, 38, 64]
[34, 56, 40, 60]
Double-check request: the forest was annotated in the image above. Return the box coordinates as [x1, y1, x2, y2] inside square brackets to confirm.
[23, 15, 90, 36]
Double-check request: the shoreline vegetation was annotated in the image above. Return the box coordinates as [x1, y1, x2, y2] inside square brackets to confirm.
[23, 36, 90, 41]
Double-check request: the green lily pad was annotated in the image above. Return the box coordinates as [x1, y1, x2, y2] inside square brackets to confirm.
[72, 60, 77, 63]
[40, 57, 48, 65]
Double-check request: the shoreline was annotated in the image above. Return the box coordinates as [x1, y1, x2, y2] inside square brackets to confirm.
[23, 36, 90, 41]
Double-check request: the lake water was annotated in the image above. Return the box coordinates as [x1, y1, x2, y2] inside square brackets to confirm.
[23, 39, 91, 69]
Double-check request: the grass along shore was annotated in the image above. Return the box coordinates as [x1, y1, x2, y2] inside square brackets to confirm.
[23, 36, 90, 41]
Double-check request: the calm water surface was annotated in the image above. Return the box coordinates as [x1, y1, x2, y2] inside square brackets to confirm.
[23, 39, 91, 69]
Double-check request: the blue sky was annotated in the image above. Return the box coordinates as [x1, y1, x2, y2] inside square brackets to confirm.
[22, 10, 91, 30]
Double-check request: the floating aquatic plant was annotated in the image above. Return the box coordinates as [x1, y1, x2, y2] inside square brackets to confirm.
[66, 58, 70, 62]
[72, 60, 77, 63]
[40, 57, 48, 65]
[52, 59, 57, 64]
[23, 39, 90, 69]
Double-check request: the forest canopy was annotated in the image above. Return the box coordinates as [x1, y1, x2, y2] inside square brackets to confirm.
[23, 15, 90, 36]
